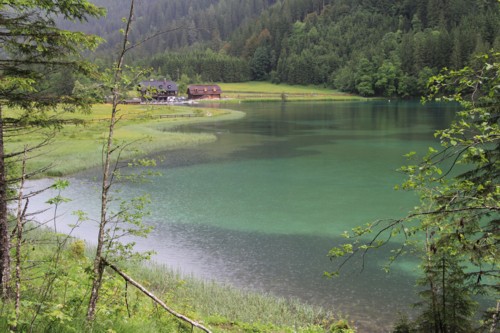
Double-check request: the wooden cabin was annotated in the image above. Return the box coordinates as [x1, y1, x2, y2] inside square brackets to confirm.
[187, 84, 222, 100]
[138, 79, 178, 102]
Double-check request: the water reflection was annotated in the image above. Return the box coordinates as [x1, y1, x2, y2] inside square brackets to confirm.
[187, 101, 455, 137]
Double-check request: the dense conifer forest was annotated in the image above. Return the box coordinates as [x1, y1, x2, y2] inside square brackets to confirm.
[69, 0, 500, 96]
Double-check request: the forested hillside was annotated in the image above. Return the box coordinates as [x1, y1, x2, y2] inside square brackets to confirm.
[67, 0, 277, 61]
[76, 0, 500, 97]
[228, 0, 500, 97]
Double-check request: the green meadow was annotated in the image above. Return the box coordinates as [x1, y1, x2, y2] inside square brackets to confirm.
[6, 104, 243, 177]
[215, 82, 364, 102]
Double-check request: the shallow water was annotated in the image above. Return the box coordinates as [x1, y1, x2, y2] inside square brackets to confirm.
[28, 101, 457, 332]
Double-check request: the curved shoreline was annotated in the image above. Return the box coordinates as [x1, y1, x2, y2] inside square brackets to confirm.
[22, 107, 246, 178]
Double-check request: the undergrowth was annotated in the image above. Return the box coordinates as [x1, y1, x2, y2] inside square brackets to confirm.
[0, 228, 355, 332]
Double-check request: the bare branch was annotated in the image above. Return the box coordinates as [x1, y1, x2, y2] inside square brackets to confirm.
[103, 259, 213, 333]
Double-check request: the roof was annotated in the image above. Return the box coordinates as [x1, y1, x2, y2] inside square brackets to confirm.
[139, 80, 178, 92]
[187, 84, 222, 96]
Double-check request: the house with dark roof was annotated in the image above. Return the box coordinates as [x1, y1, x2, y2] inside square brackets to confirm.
[138, 79, 178, 102]
[187, 84, 222, 100]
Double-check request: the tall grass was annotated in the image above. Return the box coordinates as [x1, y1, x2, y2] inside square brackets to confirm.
[0, 227, 349, 332]
[125, 260, 336, 329]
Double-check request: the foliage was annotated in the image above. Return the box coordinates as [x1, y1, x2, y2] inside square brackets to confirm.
[329, 52, 500, 331]
[0, 0, 104, 301]
[148, 50, 251, 83]
[59, 0, 278, 63]
[0, 1, 104, 109]
[250, 46, 273, 81]
[392, 313, 416, 333]
[228, 0, 500, 96]
[406, 52, 500, 274]
[412, 254, 477, 332]
[85, 0, 155, 322]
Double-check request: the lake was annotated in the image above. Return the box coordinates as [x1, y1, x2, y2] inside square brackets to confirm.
[28, 100, 457, 332]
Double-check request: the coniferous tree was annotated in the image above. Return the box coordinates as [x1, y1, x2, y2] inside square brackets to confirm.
[0, 0, 103, 299]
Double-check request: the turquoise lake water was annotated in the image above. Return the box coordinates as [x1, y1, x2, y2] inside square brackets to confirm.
[29, 100, 458, 332]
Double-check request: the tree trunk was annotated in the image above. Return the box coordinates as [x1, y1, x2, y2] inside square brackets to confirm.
[86, 74, 120, 322]
[441, 256, 446, 333]
[14, 146, 28, 331]
[86, 0, 135, 322]
[0, 105, 11, 299]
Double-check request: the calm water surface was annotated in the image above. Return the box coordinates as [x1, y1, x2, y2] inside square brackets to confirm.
[29, 101, 456, 332]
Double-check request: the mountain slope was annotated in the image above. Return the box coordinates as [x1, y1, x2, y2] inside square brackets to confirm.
[69, 0, 500, 97]
[64, 0, 277, 61]
[224, 0, 500, 96]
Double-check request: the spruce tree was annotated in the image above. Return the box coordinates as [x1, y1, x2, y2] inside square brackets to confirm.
[0, 0, 104, 299]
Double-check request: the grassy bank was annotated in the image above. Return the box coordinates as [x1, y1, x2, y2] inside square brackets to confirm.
[6, 104, 243, 177]
[214, 82, 365, 103]
[0, 228, 354, 332]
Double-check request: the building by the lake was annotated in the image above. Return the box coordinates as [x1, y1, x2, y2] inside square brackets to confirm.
[138, 79, 178, 102]
[187, 84, 222, 100]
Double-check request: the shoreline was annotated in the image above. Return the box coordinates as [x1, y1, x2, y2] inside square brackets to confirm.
[13, 106, 246, 178]
[22, 177, 352, 332]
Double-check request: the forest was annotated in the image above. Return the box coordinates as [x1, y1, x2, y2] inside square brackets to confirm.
[66, 0, 500, 97]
